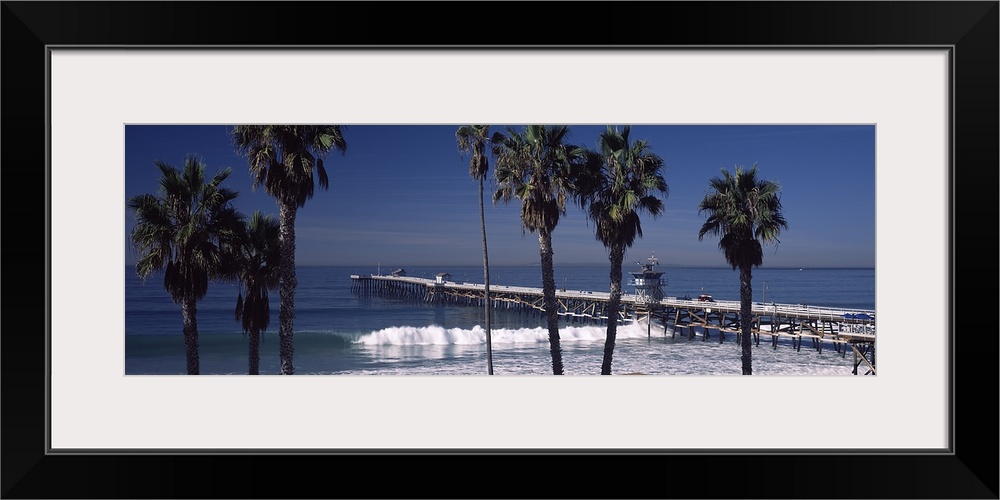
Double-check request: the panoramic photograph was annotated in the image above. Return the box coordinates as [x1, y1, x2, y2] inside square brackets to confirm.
[124, 124, 876, 376]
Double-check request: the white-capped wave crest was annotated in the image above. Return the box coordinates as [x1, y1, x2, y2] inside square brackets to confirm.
[356, 322, 652, 346]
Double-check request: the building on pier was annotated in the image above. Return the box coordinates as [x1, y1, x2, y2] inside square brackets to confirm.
[630, 254, 666, 304]
[629, 254, 667, 337]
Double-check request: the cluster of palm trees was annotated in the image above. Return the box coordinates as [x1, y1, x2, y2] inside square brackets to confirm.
[458, 124, 669, 375]
[128, 126, 346, 375]
[460, 124, 786, 376]
[128, 124, 785, 376]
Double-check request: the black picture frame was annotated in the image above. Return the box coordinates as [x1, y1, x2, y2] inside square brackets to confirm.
[3, 2, 997, 498]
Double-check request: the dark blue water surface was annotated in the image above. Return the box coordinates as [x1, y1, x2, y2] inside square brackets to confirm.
[125, 265, 875, 375]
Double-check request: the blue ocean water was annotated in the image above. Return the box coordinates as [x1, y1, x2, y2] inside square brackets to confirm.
[124, 265, 875, 375]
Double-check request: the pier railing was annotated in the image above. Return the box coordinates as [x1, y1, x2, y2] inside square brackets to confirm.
[350, 273, 875, 326]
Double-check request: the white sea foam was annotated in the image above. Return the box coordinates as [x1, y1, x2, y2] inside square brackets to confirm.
[356, 322, 652, 346]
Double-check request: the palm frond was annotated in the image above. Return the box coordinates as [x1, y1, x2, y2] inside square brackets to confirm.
[127, 156, 245, 303]
[231, 125, 346, 207]
[582, 125, 668, 251]
[698, 163, 788, 269]
[232, 210, 281, 334]
[457, 125, 491, 180]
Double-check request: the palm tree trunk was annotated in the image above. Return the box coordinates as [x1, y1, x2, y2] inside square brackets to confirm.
[277, 200, 298, 375]
[601, 244, 625, 375]
[538, 228, 564, 375]
[740, 264, 753, 375]
[181, 296, 199, 375]
[479, 178, 493, 375]
[248, 328, 260, 375]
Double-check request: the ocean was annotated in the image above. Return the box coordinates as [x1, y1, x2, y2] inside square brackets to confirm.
[124, 265, 875, 375]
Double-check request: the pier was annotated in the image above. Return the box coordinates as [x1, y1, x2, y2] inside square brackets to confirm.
[350, 271, 876, 375]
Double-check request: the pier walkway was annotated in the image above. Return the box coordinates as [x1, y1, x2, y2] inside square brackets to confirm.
[351, 273, 876, 375]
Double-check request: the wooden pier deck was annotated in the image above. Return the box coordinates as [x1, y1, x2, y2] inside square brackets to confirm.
[351, 273, 876, 374]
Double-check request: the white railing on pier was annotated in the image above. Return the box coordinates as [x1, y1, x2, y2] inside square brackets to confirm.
[353, 273, 875, 322]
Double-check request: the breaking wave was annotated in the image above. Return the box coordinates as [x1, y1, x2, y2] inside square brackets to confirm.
[355, 322, 651, 346]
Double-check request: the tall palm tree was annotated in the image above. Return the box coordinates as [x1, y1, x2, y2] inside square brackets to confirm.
[582, 126, 667, 375]
[456, 125, 495, 375]
[698, 164, 787, 375]
[492, 125, 588, 375]
[127, 155, 243, 375]
[230, 125, 347, 375]
[232, 211, 281, 375]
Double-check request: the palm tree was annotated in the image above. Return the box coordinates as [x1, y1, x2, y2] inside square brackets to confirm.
[582, 126, 667, 375]
[698, 164, 787, 375]
[456, 125, 495, 375]
[127, 155, 243, 375]
[232, 211, 281, 375]
[230, 125, 347, 375]
[492, 125, 588, 375]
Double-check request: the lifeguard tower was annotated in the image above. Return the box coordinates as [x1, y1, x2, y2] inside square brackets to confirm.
[630, 253, 666, 304]
[630, 254, 667, 336]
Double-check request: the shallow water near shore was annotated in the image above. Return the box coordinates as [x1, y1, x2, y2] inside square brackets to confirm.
[125, 265, 875, 375]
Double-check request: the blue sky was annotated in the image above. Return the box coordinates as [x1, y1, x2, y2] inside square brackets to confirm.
[124, 124, 875, 268]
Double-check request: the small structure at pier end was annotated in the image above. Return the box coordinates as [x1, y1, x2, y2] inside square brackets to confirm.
[631, 254, 667, 337]
[630, 254, 666, 304]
